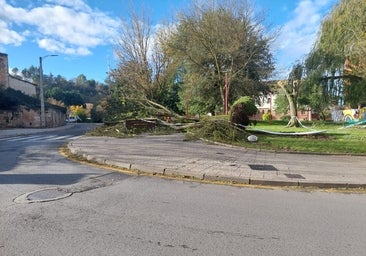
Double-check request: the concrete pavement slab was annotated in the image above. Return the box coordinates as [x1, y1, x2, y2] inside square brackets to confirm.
[67, 133, 366, 188]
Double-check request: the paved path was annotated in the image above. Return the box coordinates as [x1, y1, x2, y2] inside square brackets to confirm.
[2, 126, 365, 188]
[67, 133, 366, 188]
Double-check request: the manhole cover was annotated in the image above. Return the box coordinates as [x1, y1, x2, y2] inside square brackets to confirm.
[284, 173, 305, 179]
[14, 188, 72, 204]
[248, 164, 278, 171]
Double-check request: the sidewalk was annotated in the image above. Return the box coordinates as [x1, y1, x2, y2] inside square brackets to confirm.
[68, 133, 366, 189]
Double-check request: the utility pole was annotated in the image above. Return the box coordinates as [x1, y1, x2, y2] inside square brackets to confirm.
[39, 55, 58, 128]
[224, 71, 230, 115]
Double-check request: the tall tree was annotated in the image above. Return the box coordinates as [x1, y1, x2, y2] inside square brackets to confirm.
[110, 3, 178, 119]
[277, 63, 304, 127]
[21, 65, 39, 83]
[305, 0, 366, 108]
[164, 0, 275, 115]
[75, 74, 88, 87]
[320, 0, 366, 78]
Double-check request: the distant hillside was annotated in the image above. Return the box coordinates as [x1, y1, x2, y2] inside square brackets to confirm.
[12, 66, 108, 107]
[0, 86, 66, 113]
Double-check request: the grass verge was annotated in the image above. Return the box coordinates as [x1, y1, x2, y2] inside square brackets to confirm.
[244, 120, 366, 154]
[87, 117, 366, 155]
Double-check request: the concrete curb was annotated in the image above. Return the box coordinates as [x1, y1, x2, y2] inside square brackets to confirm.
[66, 142, 366, 189]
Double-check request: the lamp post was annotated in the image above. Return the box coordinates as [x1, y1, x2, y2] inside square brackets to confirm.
[39, 54, 57, 128]
[269, 92, 272, 124]
[223, 71, 230, 115]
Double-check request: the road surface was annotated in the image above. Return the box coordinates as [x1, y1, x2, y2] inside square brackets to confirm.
[0, 124, 365, 255]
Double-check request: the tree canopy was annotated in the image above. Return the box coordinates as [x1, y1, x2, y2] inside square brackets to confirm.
[15, 65, 107, 107]
[8, 65, 108, 121]
[305, 0, 366, 108]
[107, 0, 275, 120]
[107, 3, 180, 120]
[164, 0, 275, 115]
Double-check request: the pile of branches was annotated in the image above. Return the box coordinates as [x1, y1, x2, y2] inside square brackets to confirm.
[187, 118, 249, 144]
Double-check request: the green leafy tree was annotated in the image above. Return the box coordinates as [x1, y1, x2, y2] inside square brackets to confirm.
[230, 96, 257, 127]
[305, 0, 366, 108]
[69, 105, 87, 122]
[21, 65, 40, 83]
[164, 0, 275, 115]
[274, 91, 288, 116]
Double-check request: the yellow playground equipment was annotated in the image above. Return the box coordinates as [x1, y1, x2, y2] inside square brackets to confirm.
[343, 107, 366, 124]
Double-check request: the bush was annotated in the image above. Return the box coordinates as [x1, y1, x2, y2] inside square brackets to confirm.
[262, 112, 271, 121]
[229, 96, 257, 127]
[281, 115, 291, 121]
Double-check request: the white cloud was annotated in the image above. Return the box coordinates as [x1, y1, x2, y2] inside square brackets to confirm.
[0, 0, 119, 56]
[37, 38, 91, 55]
[45, 0, 92, 12]
[0, 20, 25, 45]
[274, 0, 337, 77]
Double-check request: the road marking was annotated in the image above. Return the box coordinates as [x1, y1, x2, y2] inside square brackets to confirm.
[70, 135, 82, 140]
[26, 135, 57, 141]
[51, 135, 71, 140]
[0, 135, 80, 143]
[6, 135, 44, 142]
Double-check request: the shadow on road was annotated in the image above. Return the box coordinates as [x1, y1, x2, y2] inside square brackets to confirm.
[0, 173, 93, 185]
[0, 144, 25, 172]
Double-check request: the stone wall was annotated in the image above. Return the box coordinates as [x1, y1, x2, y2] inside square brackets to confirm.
[0, 52, 9, 87]
[0, 106, 66, 128]
[8, 75, 37, 96]
[0, 52, 37, 96]
[0, 52, 66, 128]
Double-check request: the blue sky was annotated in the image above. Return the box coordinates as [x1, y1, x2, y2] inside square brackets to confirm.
[0, 0, 338, 83]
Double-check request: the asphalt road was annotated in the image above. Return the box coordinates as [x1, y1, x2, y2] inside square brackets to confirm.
[1, 124, 366, 255]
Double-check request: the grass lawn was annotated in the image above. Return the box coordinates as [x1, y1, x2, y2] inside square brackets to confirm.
[89, 118, 366, 155]
[244, 120, 366, 154]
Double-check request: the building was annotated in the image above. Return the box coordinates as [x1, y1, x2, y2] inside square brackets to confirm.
[252, 92, 316, 121]
[0, 53, 37, 96]
[0, 53, 8, 87]
[0, 52, 66, 128]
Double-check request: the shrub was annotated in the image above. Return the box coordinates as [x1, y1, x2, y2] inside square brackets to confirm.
[281, 115, 291, 121]
[229, 96, 257, 127]
[262, 112, 271, 121]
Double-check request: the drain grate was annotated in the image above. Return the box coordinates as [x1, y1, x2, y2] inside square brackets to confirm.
[284, 173, 305, 179]
[14, 188, 72, 204]
[27, 188, 70, 201]
[248, 164, 278, 171]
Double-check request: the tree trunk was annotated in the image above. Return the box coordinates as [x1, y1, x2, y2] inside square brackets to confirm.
[286, 96, 300, 127]
[277, 80, 300, 127]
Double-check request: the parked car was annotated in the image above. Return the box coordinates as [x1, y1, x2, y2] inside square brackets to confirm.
[66, 115, 81, 123]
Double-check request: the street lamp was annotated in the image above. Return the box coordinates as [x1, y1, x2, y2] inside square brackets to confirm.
[223, 71, 230, 115]
[39, 54, 58, 128]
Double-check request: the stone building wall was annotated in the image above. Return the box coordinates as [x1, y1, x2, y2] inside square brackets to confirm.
[0, 52, 37, 96]
[0, 107, 39, 128]
[8, 75, 37, 96]
[0, 52, 9, 87]
[0, 52, 66, 128]
[0, 106, 66, 128]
